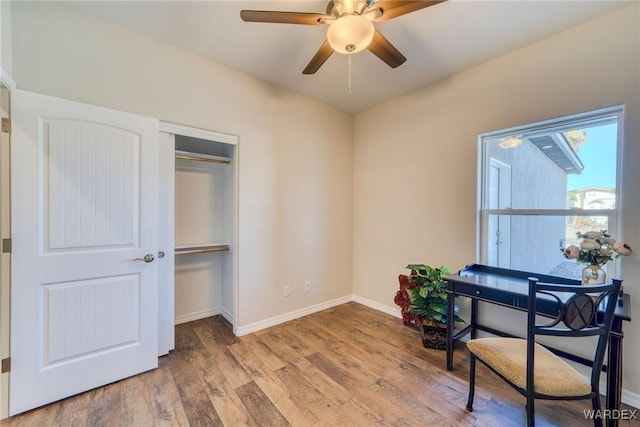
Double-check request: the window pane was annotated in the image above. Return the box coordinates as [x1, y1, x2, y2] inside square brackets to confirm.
[480, 108, 621, 277]
[566, 123, 617, 208]
[484, 120, 617, 210]
[487, 214, 610, 279]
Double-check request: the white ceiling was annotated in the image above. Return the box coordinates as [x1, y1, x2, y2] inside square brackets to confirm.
[67, 0, 630, 114]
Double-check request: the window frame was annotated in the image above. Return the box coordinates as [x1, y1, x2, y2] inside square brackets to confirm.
[477, 106, 624, 278]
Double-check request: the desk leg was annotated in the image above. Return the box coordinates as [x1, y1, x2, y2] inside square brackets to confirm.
[471, 299, 478, 339]
[446, 292, 455, 371]
[605, 319, 623, 427]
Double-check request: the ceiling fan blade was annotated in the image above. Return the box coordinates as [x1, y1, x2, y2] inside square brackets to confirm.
[368, 0, 445, 22]
[303, 41, 334, 74]
[240, 10, 329, 25]
[367, 30, 406, 68]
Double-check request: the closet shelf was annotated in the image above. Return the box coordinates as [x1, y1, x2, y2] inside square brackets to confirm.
[175, 243, 230, 255]
[175, 150, 231, 165]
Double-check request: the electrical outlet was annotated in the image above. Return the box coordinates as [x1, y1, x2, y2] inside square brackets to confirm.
[283, 285, 291, 297]
[304, 281, 311, 292]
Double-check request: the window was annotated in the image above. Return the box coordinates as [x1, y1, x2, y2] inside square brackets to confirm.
[478, 107, 622, 279]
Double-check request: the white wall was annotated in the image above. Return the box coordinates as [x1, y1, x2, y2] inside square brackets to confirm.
[0, 0, 12, 81]
[11, 1, 353, 327]
[353, 3, 640, 398]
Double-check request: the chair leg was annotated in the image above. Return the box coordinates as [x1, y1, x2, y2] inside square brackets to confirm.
[526, 395, 534, 427]
[466, 354, 476, 412]
[591, 394, 603, 427]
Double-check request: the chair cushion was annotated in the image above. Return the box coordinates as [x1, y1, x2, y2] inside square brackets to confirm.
[467, 338, 592, 397]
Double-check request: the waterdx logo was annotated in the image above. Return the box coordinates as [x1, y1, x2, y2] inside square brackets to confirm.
[584, 409, 638, 421]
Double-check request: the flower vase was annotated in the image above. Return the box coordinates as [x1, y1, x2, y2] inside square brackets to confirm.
[582, 264, 606, 286]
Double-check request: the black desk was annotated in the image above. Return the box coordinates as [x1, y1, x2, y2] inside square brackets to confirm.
[445, 264, 630, 427]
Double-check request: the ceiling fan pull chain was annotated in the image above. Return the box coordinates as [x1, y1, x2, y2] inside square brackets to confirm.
[348, 55, 352, 99]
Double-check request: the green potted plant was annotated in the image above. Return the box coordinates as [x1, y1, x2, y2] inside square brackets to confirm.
[404, 264, 464, 349]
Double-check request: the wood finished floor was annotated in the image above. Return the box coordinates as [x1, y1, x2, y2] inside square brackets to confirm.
[3, 302, 639, 427]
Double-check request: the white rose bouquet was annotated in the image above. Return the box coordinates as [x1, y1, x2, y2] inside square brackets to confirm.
[562, 230, 632, 267]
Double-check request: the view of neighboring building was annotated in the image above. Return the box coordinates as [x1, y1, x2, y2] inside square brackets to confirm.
[568, 186, 616, 210]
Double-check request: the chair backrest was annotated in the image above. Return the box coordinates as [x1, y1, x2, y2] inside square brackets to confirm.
[526, 277, 622, 389]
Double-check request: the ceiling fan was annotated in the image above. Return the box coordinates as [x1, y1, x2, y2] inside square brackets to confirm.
[240, 0, 446, 74]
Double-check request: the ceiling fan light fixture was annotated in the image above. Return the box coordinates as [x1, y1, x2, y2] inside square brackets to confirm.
[327, 14, 374, 54]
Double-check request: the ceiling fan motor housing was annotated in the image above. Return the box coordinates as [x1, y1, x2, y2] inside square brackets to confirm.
[327, 0, 372, 17]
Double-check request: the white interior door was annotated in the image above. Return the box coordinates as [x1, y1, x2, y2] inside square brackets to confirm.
[10, 89, 159, 415]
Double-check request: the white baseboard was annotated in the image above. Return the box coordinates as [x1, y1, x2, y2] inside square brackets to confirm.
[351, 295, 402, 319]
[175, 307, 221, 325]
[622, 388, 640, 410]
[235, 295, 352, 336]
[220, 307, 234, 325]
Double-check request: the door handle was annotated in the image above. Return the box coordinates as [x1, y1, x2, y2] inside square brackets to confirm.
[132, 254, 155, 263]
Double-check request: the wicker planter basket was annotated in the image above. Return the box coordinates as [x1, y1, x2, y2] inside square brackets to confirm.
[420, 324, 447, 350]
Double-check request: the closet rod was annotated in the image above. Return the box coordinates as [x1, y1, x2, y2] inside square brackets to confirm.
[175, 244, 230, 255]
[175, 150, 231, 164]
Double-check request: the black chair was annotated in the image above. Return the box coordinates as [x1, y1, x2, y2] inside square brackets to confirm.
[465, 277, 622, 427]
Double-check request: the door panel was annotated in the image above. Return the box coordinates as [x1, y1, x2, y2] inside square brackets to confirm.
[10, 89, 159, 415]
[43, 275, 140, 365]
[46, 120, 139, 250]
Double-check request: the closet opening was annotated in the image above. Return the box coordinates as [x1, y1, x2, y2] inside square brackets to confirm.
[159, 123, 238, 355]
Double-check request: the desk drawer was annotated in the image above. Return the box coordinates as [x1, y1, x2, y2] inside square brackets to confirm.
[451, 282, 520, 307]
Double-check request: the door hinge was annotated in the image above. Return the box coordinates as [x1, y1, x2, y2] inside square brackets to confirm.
[1, 238, 10, 253]
[1, 358, 9, 373]
[1, 118, 10, 134]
